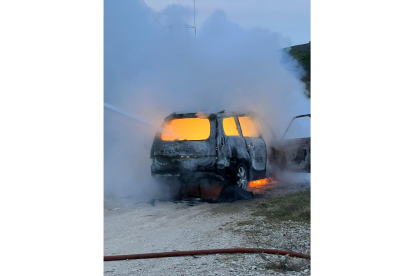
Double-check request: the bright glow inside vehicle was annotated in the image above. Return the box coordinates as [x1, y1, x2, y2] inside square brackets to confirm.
[161, 118, 210, 141]
[238, 116, 260, 137]
[223, 117, 240, 136]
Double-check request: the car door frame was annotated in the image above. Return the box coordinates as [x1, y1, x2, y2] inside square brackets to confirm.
[216, 115, 250, 178]
[234, 115, 267, 180]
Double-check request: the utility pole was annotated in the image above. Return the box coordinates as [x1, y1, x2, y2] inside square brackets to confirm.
[194, 0, 196, 35]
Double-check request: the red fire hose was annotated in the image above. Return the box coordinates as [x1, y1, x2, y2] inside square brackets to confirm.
[104, 248, 310, 262]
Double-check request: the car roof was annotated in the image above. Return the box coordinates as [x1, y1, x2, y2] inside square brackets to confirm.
[164, 111, 254, 121]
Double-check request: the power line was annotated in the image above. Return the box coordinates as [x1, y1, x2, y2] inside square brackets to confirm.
[141, 0, 196, 35]
[141, 0, 163, 27]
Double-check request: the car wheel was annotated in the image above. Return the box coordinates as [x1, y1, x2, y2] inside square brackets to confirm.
[234, 163, 249, 190]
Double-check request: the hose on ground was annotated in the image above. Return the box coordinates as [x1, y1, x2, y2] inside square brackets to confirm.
[104, 248, 310, 262]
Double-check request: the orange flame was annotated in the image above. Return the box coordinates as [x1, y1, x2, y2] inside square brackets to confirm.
[249, 177, 274, 187]
[161, 118, 210, 141]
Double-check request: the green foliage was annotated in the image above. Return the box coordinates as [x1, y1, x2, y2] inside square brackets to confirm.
[254, 190, 311, 223]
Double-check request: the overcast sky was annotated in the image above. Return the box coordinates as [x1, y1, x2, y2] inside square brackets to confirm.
[143, 0, 310, 46]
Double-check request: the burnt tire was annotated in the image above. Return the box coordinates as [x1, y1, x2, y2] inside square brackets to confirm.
[233, 163, 249, 190]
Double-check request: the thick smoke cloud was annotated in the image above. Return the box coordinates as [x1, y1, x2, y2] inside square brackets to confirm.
[104, 0, 310, 198]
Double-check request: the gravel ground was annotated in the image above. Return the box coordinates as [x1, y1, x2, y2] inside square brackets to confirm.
[104, 174, 310, 275]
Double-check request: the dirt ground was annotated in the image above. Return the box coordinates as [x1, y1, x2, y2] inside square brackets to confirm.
[104, 173, 310, 276]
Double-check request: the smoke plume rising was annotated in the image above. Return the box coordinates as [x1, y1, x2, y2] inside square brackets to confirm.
[104, 1, 310, 199]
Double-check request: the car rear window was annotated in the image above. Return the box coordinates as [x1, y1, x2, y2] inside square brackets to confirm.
[223, 117, 240, 136]
[161, 118, 210, 141]
[238, 116, 260, 137]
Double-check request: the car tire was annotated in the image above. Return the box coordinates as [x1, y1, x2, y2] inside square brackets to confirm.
[233, 163, 249, 190]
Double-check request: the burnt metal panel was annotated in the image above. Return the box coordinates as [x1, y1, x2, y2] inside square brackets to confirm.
[151, 115, 217, 174]
[269, 114, 311, 173]
[234, 115, 267, 171]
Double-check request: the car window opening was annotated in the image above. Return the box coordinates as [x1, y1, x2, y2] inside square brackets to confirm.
[238, 116, 260, 137]
[223, 117, 240, 136]
[161, 118, 210, 141]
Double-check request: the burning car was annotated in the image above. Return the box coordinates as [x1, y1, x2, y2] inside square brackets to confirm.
[150, 111, 267, 195]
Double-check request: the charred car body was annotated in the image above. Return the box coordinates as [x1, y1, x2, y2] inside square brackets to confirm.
[269, 114, 311, 173]
[150, 112, 267, 192]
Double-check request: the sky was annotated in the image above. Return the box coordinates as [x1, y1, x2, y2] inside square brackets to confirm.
[143, 0, 310, 46]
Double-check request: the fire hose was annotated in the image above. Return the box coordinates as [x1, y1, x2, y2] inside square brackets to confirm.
[104, 248, 310, 262]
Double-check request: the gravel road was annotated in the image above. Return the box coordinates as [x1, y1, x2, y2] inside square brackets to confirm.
[104, 174, 310, 275]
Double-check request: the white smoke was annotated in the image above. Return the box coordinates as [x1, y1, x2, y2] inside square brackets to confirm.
[104, 1, 310, 198]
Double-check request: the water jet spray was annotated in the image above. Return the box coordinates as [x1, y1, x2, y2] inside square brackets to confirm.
[104, 103, 172, 135]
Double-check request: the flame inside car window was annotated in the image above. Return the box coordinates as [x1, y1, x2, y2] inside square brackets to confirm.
[238, 116, 260, 137]
[161, 118, 210, 141]
[223, 117, 240, 136]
